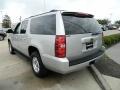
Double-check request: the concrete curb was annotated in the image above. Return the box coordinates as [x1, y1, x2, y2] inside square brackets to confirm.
[88, 64, 112, 90]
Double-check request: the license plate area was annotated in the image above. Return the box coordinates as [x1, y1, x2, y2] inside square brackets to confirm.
[86, 41, 93, 49]
[82, 37, 98, 52]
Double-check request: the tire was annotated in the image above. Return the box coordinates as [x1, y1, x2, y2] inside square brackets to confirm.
[8, 41, 15, 54]
[0, 35, 4, 41]
[31, 51, 48, 77]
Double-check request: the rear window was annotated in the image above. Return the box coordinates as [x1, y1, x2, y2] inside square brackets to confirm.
[62, 14, 102, 35]
[30, 14, 56, 35]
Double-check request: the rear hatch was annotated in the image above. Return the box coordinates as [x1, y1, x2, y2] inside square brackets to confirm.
[62, 12, 103, 65]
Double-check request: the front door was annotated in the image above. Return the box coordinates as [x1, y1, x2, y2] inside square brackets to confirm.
[17, 20, 29, 56]
[12, 23, 21, 49]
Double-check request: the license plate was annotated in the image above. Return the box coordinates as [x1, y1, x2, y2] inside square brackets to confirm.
[86, 41, 93, 49]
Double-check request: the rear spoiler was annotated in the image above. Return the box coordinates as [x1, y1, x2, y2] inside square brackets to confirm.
[62, 12, 94, 18]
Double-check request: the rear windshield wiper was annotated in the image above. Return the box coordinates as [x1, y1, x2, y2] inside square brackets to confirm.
[92, 32, 102, 35]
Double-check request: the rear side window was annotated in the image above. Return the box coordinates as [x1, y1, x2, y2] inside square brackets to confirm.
[62, 14, 102, 35]
[30, 15, 56, 35]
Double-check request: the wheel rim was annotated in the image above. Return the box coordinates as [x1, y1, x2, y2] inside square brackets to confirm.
[32, 57, 40, 73]
[0, 36, 3, 41]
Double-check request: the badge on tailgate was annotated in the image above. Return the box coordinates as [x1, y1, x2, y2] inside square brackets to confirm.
[86, 38, 94, 49]
[81, 37, 96, 51]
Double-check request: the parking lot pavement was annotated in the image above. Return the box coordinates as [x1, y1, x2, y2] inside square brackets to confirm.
[96, 59, 120, 90]
[95, 43, 120, 90]
[103, 30, 120, 36]
[106, 43, 120, 64]
[95, 55, 120, 78]
[0, 39, 31, 80]
[0, 40, 101, 90]
[103, 75, 120, 90]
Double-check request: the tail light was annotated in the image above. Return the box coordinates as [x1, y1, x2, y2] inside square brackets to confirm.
[55, 35, 66, 58]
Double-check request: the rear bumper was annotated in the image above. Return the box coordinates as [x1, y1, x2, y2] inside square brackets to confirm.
[42, 47, 105, 74]
[69, 49, 104, 66]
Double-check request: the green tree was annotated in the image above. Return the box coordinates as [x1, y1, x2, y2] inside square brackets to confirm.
[97, 19, 111, 25]
[2, 15, 11, 28]
[115, 20, 120, 25]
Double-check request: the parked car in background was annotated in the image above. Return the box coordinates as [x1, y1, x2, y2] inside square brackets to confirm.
[118, 27, 120, 31]
[0, 29, 7, 41]
[107, 25, 117, 30]
[7, 10, 105, 77]
[100, 25, 108, 31]
[100, 24, 108, 31]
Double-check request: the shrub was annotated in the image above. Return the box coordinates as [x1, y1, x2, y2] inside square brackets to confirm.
[103, 34, 120, 48]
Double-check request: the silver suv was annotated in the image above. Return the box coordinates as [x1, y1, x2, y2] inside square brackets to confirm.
[7, 10, 105, 77]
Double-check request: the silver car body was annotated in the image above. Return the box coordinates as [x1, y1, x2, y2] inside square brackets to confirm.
[8, 10, 105, 74]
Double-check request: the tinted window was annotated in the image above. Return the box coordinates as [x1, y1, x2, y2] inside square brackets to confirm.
[30, 15, 56, 35]
[20, 20, 28, 34]
[62, 15, 102, 35]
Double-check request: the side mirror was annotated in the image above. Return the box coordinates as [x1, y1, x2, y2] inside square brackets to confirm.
[6, 29, 13, 33]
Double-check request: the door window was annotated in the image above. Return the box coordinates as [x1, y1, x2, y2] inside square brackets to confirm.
[20, 20, 28, 34]
[14, 23, 21, 34]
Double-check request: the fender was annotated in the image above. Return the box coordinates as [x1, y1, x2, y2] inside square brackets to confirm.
[29, 40, 44, 60]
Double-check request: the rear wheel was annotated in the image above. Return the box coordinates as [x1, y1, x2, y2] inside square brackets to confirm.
[31, 51, 48, 77]
[8, 41, 15, 54]
[0, 35, 4, 41]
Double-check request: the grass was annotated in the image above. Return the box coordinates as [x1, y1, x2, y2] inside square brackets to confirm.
[103, 33, 120, 48]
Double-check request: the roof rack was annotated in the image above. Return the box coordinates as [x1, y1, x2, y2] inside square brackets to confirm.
[25, 10, 93, 20]
[25, 9, 60, 19]
[49, 9, 65, 12]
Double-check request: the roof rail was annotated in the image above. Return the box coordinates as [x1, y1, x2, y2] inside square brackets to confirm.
[25, 10, 64, 19]
[25, 10, 57, 19]
[50, 10, 58, 12]
[50, 9, 65, 12]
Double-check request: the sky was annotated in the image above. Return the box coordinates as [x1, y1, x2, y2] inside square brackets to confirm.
[0, 0, 120, 23]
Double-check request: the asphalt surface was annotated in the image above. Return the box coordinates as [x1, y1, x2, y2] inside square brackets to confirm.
[103, 30, 120, 36]
[106, 43, 120, 64]
[95, 55, 120, 78]
[95, 42, 120, 78]
[96, 43, 120, 90]
[0, 39, 101, 90]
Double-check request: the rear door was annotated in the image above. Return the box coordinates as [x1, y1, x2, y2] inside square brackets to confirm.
[62, 12, 103, 61]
